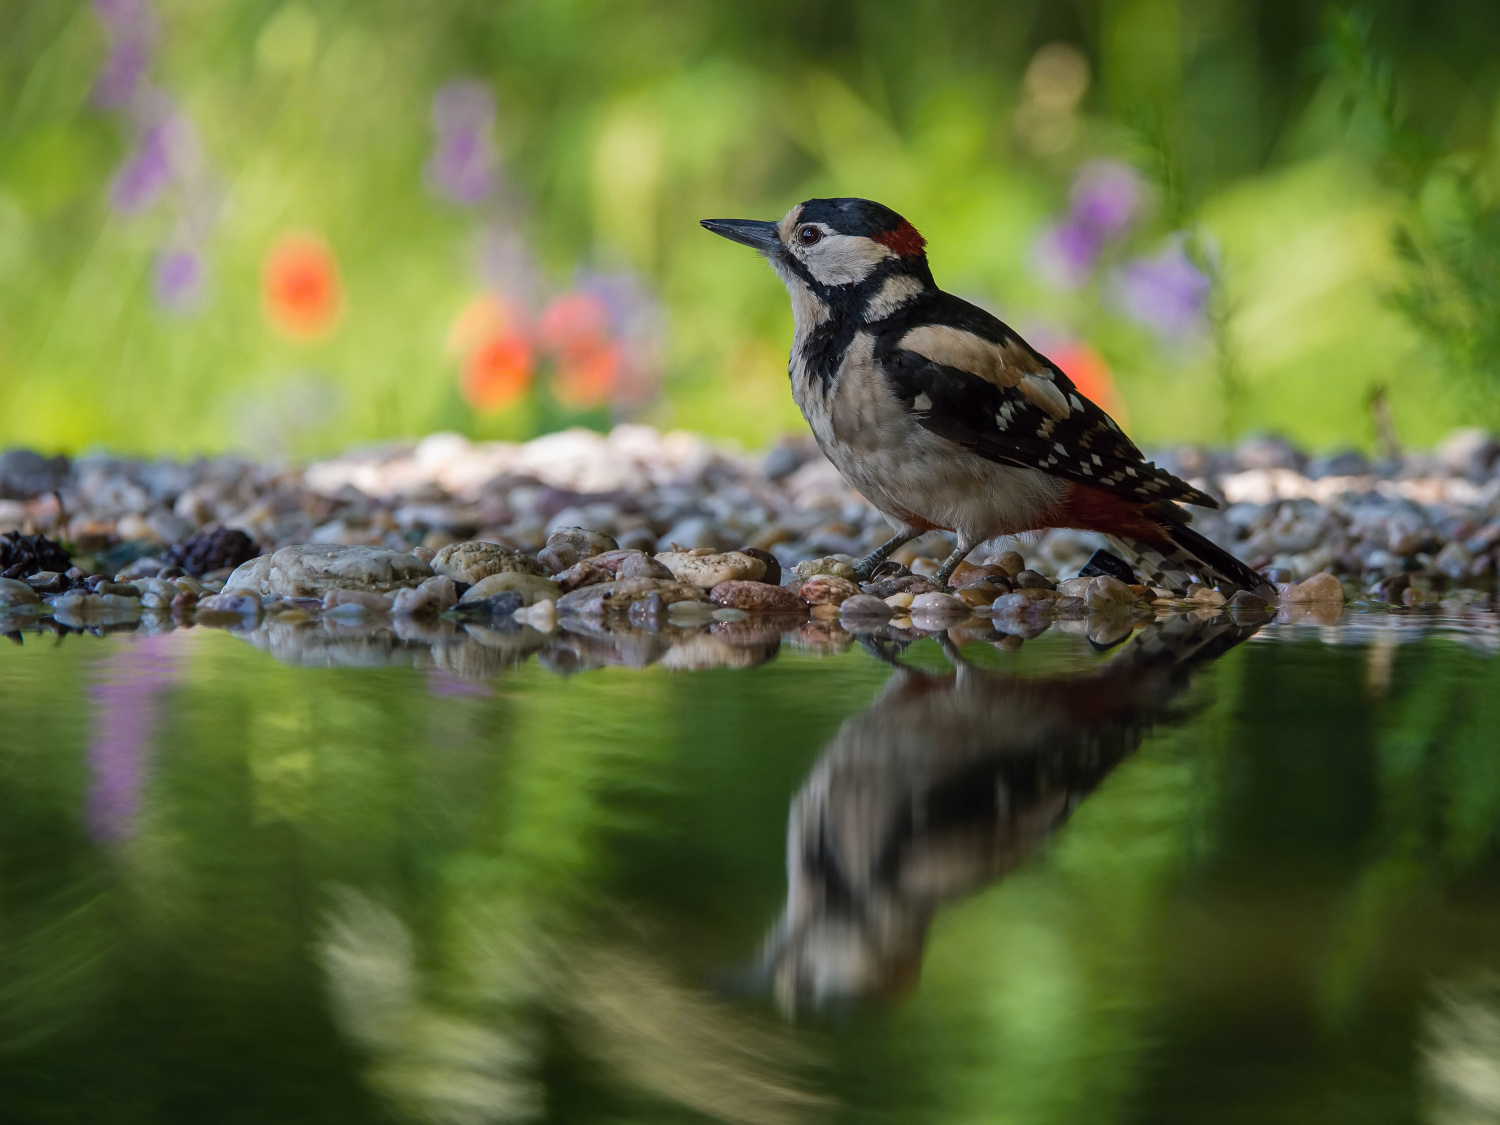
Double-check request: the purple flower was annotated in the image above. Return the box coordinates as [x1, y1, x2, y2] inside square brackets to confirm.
[1070, 159, 1144, 239]
[1115, 236, 1211, 338]
[426, 80, 499, 205]
[427, 128, 497, 205]
[108, 124, 173, 212]
[86, 633, 184, 843]
[1033, 219, 1103, 289]
[91, 0, 158, 109]
[154, 246, 205, 311]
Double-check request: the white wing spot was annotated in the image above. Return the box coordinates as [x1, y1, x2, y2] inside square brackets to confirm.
[1069, 394, 1084, 411]
[913, 392, 932, 411]
[1125, 467, 1137, 477]
[1053, 442, 1066, 454]
[1091, 453, 1103, 466]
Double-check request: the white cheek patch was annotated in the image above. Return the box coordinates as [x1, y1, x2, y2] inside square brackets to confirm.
[866, 274, 924, 319]
[803, 233, 892, 286]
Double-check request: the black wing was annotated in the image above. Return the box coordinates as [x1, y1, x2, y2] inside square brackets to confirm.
[872, 292, 1217, 509]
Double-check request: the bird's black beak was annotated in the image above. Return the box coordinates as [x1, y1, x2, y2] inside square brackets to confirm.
[700, 218, 782, 254]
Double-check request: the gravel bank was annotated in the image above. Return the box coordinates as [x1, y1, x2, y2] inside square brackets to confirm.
[1, 424, 1498, 670]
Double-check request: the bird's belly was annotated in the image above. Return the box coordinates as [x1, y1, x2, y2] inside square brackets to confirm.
[827, 431, 1060, 541]
[798, 384, 1060, 540]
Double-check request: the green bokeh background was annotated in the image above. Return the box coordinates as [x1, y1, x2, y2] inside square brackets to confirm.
[3, 0, 1500, 458]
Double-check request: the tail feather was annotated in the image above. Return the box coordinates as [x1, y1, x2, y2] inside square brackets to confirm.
[1107, 522, 1268, 595]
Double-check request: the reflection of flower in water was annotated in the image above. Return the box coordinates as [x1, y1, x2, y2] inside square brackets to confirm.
[1114, 235, 1211, 339]
[263, 233, 343, 338]
[426, 669, 492, 699]
[86, 632, 185, 842]
[427, 80, 500, 206]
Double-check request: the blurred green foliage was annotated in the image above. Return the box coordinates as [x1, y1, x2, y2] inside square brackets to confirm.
[2, 0, 1500, 457]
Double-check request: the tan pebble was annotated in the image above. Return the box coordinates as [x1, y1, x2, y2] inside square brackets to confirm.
[1283, 572, 1345, 605]
[799, 574, 861, 605]
[956, 584, 999, 607]
[884, 591, 915, 608]
[809, 603, 842, 619]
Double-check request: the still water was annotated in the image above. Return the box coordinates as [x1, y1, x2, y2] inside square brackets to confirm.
[1, 608, 1498, 1124]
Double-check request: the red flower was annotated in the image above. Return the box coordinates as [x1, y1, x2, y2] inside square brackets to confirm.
[263, 234, 342, 338]
[1051, 341, 1129, 428]
[551, 343, 620, 410]
[462, 331, 534, 411]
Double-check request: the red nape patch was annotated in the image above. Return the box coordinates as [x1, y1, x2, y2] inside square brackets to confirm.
[873, 220, 926, 257]
[1048, 484, 1169, 544]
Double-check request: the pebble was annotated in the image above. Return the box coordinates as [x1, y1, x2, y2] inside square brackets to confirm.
[0, 577, 39, 605]
[838, 594, 894, 621]
[709, 580, 806, 613]
[655, 549, 766, 589]
[798, 574, 861, 606]
[537, 526, 620, 573]
[197, 591, 262, 617]
[884, 592, 915, 608]
[711, 607, 749, 622]
[431, 541, 546, 584]
[557, 577, 708, 619]
[1282, 572, 1345, 604]
[909, 591, 968, 613]
[228, 544, 434, 597]
[323, 589, 395, 613]
[1085, 575, 1134, 609]
[795, 556, 859, 582]
[459, 572, 561, 607]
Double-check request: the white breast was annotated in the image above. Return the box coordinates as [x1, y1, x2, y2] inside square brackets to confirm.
[791, 330, 1063, 543]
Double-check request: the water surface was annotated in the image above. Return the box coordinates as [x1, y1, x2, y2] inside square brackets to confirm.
[1, 608, 1498, 1124]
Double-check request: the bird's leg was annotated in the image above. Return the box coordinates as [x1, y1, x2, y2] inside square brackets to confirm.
[852, 529, 920, 581]
[930, 538, 978, 591]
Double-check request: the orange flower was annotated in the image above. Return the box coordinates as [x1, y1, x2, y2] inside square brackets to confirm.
[462, 331, 534, 411]
[263, 233, 342, 338]
[551, 343, 620, 410]
[447, 293, 525, 359]
[1051, 341, 1129, 428]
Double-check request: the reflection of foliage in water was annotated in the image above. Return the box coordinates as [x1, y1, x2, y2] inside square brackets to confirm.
[0, 626, 1499, 1122]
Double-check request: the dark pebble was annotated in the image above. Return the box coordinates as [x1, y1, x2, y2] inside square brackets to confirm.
[735, 546, 781, 586]
[1013, 569, 1055, 590]
[1078, 549, 1137, 584]
[862, 575, 937, 599]
[459, 591, 524, 619]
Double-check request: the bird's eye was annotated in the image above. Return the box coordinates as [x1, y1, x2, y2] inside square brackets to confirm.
[796, 225, 822, 245]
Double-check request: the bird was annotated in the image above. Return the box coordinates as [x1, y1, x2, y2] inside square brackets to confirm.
[701, 197, 1266, 593]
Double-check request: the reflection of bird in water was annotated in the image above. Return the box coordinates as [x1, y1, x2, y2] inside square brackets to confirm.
[758, 614, 1258, 1016]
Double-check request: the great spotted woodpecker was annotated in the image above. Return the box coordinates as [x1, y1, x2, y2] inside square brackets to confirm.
[702, 197, 1266, 593]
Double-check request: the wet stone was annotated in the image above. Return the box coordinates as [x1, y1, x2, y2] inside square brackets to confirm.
[862, 575, 937, 599]
[459, 572, 561, 607]
[431, 541, 546, 584]
[227, 544, 434, 597]
[795, 557, 859, 583]
[798, 575, 861, 606]
[710, 580, 805, 613]
[655, 549, 765, 589]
